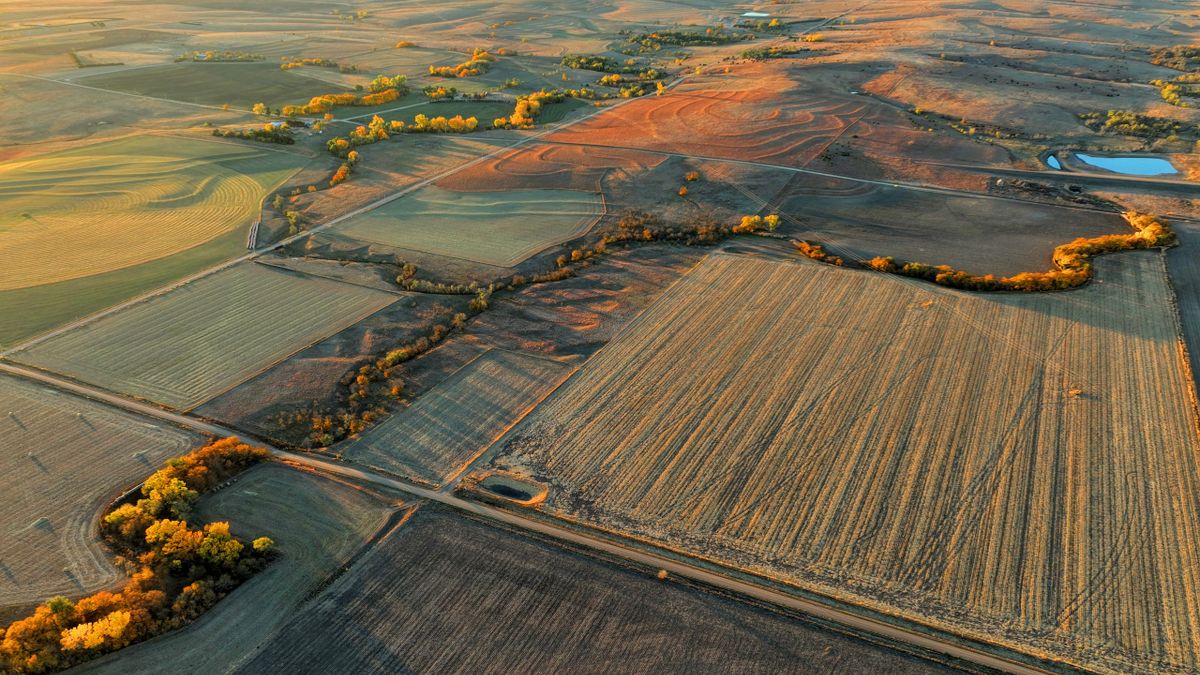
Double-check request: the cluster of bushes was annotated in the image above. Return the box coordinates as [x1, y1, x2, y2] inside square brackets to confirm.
[736, 18, 785, 31]
[281, 77, 406, 117]
[428, 48, 495, 78]
[332, 8, 369, 21]
[1079, 110, 1196, 139]
[404, 113, 479, 133]
[212, 123, 295, 145]
[561, 54, 627, 72]
[595, 77, 653, 97]
[328, 150, 358, 187]
[1150, 45, 1200, 72]
[621, 27, 753, 54]
[295, 306, 478, 447]
[1150, 78, 1197, 108]
[793, 240, 843, 266]
[175, 50, 261, 62]
[279, 57, 357, 72]
[560, 54, 662, 79]
[423, 85, 457, 100]
[799, 212, 1173, 292]
[740, 45, 804, 61]
[492, 90, 565, 128]
[0, 439, 273, 674]
[731, 214, 781, 233]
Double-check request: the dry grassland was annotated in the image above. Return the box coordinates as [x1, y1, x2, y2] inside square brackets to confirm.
[341, 349, 571, 486]
[0, 374, 199, 618]
[239, 507, 949, 674]
[330, 185, 603, 267]
[0, 134, 301, 291]
[13, 263, 399, 410]
[486, 252, 1200, 673]
[74, 463, 398, 674]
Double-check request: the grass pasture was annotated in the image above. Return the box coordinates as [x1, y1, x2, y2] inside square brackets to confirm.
[331, 185, 603, 267]
[12, 262, 399, 410]
[76, 61, 350, 108]
[239, 507, 947, 673]
[341, 349, 571, 486]
[0, 374, 199, 617]
[75, 463, 398, 674]
[0, 135, 301, 293]
[485, 252, 1200, 673]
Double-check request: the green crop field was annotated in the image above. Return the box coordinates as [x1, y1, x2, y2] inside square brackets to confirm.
[12, 263, 399, 410]
[74, 463, 398, 674]
[239, 507, 944, 673]
[330, 186, 603, 267]
[484, 252, 1200, 673]
[341, 349, 571, 486]
[0, 374, 199, 615]
[76, 61, 349, 108]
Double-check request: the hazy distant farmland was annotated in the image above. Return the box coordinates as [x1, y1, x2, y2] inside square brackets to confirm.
[77, 61, 350, 108]
[0, 375, 198, 617]
[331, 186, 602, 267]
[341, 349, 571, 486]
[487, 252, 1200, 673]
[0, 135, 299, 292]
[75, 464, 398, 674]
[13, 263, 399, 410]
[240, 507, 948, 674]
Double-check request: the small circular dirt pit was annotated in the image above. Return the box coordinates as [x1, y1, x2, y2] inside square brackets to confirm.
[479, 473, 548, 506]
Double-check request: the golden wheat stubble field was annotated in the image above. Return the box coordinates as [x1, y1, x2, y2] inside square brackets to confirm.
[0, 374, 199, 619]
[341, 349, 572, 487]
[485, 252, 1200, 673]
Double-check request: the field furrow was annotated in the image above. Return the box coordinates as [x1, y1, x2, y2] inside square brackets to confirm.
[485, 252, 1200, 673]
[12, 263, 398, 410]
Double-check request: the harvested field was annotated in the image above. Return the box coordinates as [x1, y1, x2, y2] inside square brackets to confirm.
[195, 286, 471, 442]
[771, 172, 1130, 275]
[240, 507, 950, 674]
[1166, 221, 1200, 394]
[330, 185, 603, 267]
[484, 252, 1200, 673]
[341, 349, 572, 486]
[437, 142, 665, 193]
[77, 61, 349, 108]
[75, 463, 398, 674]
[0, 225, 247, 350]
[0, 134, 301, 291]
[0, 374, 199, 619]
[13, 262, 399, 410]
[0, 28, 178, 56]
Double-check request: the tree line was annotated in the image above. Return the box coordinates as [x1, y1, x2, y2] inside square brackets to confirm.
[428, 48, 495, 78]
[794, 212, 1175, 292]
[0, 439, 274, 674]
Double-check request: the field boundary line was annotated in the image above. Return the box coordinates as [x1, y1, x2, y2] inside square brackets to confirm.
[0, 71, 244, 115]
[0, 359, 1054, 674]
[437, 351, 578, 490]
[250, 258, 411, 296]
[0, 76, 685, 359]
[181, 293, 404, 414]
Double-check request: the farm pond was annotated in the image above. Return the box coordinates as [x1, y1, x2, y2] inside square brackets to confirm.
[1047, 152, 1177, 176]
